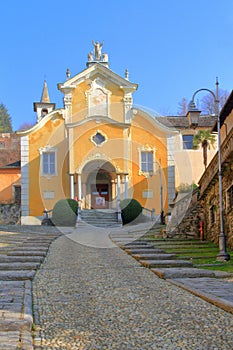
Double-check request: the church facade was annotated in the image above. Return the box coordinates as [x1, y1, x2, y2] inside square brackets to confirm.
[18, 43, 179, 224]
[18, 42, 216, 225]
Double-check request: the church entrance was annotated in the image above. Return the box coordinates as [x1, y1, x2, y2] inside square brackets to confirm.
[91, 184, 109, 209]
[80, 159, 118, 210]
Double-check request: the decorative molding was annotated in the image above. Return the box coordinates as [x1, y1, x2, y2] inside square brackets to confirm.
[123, 95, 133, 123]
[63, 90, 73, 122]
[75, 152, 121, 174]
[90, 129, 108, 147]
[38, 146, 58, 177]
[85, 78, 112, 118]
[137, 144, 157, 177]
[58, 64, 138, 93]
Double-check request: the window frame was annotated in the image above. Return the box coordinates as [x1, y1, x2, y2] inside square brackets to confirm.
[39, 147, 57, 177]
[226, 184, 233, 212]
[209, 205, 216, 226]
[182, 134, 194, 150]
[138, 145, 156, 176]
[141, 151, 154, 173]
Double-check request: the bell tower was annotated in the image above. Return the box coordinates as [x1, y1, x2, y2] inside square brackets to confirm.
[33, 80, 56, 123]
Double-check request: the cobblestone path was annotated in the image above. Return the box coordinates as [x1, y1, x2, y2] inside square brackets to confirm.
[34, 234, 233, 349]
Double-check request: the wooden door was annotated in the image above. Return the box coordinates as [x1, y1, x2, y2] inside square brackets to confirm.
[91, 184, 109, 209]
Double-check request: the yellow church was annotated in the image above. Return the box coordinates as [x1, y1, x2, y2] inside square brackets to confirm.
[19, 42, 214, 225]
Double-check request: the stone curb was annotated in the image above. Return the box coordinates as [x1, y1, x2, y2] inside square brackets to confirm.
[168, 278, 233, 315]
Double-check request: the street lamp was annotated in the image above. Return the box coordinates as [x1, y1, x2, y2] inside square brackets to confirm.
[151, 161, 164, 224]
[188, 81, 230, 261]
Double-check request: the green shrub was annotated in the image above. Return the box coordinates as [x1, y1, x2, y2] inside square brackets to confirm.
[52, 198, 78, 226]
[120, 198, 142, 225]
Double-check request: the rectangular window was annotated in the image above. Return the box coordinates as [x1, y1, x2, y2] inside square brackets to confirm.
[14, 186, 21, 204]
[183, 135, 194, 149]
[141, 151, 153, 173]
[227, 185, 233, 211]
[143, 190, 153, 198]
[43, 191, 55, 199]
[210, 205, 216, 225]
[42, 152, 56, 175]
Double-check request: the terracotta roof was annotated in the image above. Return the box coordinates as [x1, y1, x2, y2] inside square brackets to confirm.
[156, 115, 217, 129]
[0, 133, 20, 167]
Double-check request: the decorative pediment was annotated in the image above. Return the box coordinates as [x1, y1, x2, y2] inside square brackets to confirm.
[58, 63, 137, 93]
[85, 79, 111, 117]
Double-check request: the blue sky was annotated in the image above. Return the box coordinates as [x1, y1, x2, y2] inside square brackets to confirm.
[0, 0, 233, 130]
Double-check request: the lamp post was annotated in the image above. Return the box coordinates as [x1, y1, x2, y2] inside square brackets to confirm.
[158, 161, 165, 225]
[151, 161, 164, 224]
[188, 81, 230, 261]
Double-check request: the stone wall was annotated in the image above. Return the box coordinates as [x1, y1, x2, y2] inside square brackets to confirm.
[167, 189, 202, 238]
[0, 203, 21, 225]
[200, 163, 233, 250]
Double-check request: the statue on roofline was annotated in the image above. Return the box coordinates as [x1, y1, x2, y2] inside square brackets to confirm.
[92, 40, 104, 60]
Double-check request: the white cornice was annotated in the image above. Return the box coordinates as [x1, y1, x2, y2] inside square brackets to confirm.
[133, 107, 179, 135]
[66, 115, 130, 129]
[16, 109, 65, 136]
[57, 63, 138, 93]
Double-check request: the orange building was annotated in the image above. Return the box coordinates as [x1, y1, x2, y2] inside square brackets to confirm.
[18, 42, 178, 225]
[0, 133, 21, 204]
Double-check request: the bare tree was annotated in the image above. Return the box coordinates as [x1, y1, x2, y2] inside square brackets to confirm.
[177, 89, 229, 116]
[177, 97, 188, 116]
[201, 89, 229, 115]
[18, 121, 35, 131]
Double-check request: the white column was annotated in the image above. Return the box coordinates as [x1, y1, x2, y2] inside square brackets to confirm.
[124, 175, 128, 199]
[117, 175, 122, 224]
[21, 136, 29, 222]
[70, 175, 74, 199]
[117, 174, 121, 201]
[78, 174, 82, 200]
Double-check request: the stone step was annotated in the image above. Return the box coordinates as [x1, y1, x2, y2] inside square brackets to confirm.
[0, 255, 43, 263]
[8, 251, 47, 257]
[140, 259, 193, 268]
[124, 241, 150, 246]
[82, 220, 119, 226]
[0, 270, 36, 281]
[153, 245, 211, 250]
[82, 217, 118, 222]
[151, 267, 217, 279]
[152, 241, 209, 246]
[81, 209, 119, 227]
[125, 248, 165, 254]
[132, 253, 177, 260]
[0, 262, 40, 270]
[122, 244, 155, 250]
[10, 247, 48, 252]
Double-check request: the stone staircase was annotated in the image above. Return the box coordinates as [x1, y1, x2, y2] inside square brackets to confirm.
[110, 225, 232, 280]
[80, 209, 121, 227]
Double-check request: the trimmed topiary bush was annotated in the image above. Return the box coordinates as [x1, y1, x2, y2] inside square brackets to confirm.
[52, 198, 78, 227]
[120, 198, 142, 225]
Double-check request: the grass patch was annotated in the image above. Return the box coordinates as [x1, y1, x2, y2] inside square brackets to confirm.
[145, 237, 233, 273]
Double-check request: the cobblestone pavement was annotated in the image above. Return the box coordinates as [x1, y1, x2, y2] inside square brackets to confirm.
[34, 230, 233, 350]
[0, 226, 62, 349]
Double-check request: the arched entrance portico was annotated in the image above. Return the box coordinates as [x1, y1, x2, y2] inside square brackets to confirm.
[76, 159, 124, 210]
